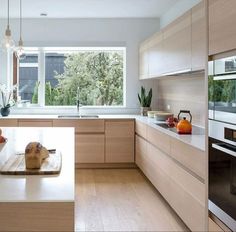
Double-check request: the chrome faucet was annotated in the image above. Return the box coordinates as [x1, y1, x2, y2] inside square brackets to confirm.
[77, 87, 80, 113]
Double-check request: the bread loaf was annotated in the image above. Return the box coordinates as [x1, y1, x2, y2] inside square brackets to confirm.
[25, 142, 49, 169]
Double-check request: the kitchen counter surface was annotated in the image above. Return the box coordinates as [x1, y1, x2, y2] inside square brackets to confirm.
[0, 127, 75, 203]
[0, 114, 205, 151]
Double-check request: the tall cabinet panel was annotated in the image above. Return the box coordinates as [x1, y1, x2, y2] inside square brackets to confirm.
[148, 32, 163, 78]
[139, 39, 150, 80]
[209, 0, 236, 55]
[191, 1, 206, 71]
[162, 11, 191, 74]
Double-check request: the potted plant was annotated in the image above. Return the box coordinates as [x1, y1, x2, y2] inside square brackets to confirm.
[0, 84, 17, 117]
[138, 86, 152, 116]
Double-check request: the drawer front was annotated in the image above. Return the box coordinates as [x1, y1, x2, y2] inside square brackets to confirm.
[53, 119, 105, 133]
[135, 120, 147, 138]
[18, 120, 53, 127]
[170, 138, 205, 180]
[145, 142, 206, 231]
[0, 119, 18, 127]
[76, 134, 104, 163]
[135, 135, 147, 166]
[147, 126, 171, 154]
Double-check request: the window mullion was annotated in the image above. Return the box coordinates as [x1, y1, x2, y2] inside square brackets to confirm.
[38, 49, 45, 106]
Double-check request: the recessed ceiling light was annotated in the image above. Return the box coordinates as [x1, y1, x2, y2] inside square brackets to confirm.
[40, 13, 47, 17]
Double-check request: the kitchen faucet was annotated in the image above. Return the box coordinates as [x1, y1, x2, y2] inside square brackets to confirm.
[77, 87, 80, 113]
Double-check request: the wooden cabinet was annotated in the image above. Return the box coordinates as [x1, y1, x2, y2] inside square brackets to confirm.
[75, 134, 104, 163]
[209, 0, 236, 55]
[191, 1, 206, 70]
[148, 32, 163, 77]
[162, 11, 191, 74]
[135, 120, 147, 138]
[135, 121, 207, 231]
[170, 138, 205, 180]
[53, 119, 105, 164]
[18, 119, 53, 127]
[105, 120, 134, 163]
[0, 119, 18, 127]
[139, 39, 150, 80]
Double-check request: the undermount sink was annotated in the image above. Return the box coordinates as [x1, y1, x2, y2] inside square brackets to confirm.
[155, 123, 205, 135]
[58, 114, 99, 119]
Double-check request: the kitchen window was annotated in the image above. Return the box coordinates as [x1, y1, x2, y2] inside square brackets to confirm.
[16, 47, 126, 107]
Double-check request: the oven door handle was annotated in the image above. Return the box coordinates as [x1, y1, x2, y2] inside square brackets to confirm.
[212, 143, 236, 158]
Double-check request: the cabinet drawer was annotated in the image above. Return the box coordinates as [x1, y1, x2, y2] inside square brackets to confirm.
[53, 119, 104, 133]
[76, 134, 104, 163]
[145, 142, 205, 231]
[18, 120, 53, 127]
[135, 135, 147, 167]
[0, 119, 18, 127]
[135, 120, 147, 138]
[147, 126, 170, 154]
[170, 138, 205, 180]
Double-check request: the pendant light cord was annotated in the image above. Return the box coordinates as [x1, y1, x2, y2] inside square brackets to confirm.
[20, 0, 22, 40]
[7, 0, 10, 28]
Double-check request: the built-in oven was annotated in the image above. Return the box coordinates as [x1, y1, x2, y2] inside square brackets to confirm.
[209, 55, 236, 124]
[209, 120, 236, 231]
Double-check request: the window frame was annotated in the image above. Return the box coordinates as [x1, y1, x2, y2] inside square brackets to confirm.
[16, 47, 127, 108]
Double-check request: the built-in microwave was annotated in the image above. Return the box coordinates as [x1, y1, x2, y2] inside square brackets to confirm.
[208, 56, 236, 124]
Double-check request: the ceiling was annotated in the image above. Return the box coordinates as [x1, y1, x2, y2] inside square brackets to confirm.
[0, 0, 180, 18]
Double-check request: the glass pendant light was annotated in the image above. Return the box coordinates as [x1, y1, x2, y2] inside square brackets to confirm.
[15, 0, 26, 60]
[1, 0, 15, 51]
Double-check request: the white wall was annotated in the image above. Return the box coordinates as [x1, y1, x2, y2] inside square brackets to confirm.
[160, 0, 201, 28]
[0, 18, 159, 114]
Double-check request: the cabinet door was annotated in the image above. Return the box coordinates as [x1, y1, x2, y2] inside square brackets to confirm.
[162, 11, 191, 74]
[209, 0, 236, 55]
[105, 120, 134, 163]
[148, 32, 163, 77]
[135, 120, 147, 138]
[144, 142, 206, 231]
[191, 1, 206, 71]
[18, 120, 53, 127]
[139, 39, 150, 80]
[0, 119, 18, 127]
[76, 134, 104, 163]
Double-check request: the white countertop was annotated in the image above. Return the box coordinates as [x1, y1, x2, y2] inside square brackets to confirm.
[0, 127, 75, 203]
[0, 114, 205, 151]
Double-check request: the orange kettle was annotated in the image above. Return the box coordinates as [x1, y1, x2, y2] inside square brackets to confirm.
[176, 110, 192, 134]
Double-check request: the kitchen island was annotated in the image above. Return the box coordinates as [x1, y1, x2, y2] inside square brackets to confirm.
[0, 127, 75, 232]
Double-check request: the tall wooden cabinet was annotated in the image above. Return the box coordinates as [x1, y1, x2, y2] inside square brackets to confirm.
[191, 0, 206, 70]
[162, 11, 191, 74]
[209, 0, 236, 55]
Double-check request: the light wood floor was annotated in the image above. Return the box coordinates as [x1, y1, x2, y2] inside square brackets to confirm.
[75, 168, 189, 232]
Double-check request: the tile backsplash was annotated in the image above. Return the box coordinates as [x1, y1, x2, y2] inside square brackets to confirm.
[157, 72, 205, 127]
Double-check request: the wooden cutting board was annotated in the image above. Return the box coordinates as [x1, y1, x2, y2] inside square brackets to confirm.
[0, 151, 62, 175]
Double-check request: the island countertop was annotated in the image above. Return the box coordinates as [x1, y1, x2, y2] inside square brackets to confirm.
[0, 127, 75, 203]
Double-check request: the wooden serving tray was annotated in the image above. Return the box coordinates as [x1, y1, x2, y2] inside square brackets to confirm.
[0, 151, 62, 175]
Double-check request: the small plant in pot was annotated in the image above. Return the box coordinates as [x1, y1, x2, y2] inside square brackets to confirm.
[0, 84, 17, 117]
[138, 86, 152, 116]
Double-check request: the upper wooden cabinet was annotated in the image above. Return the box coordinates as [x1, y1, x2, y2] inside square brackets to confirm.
[139, 39, 150, 80]
[162, 11, 191, 74]
[148, 32, 163, 77]
[139, 2, 206, 79]
[209, 0, 236, 55]
[191, 1, 206, 71]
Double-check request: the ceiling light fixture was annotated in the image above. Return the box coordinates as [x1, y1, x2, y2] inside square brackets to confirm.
[15, 0, 26, 60]
[1, 0, 15, 51]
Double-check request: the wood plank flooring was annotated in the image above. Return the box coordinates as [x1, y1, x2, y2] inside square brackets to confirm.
[75, 169, 189, 231]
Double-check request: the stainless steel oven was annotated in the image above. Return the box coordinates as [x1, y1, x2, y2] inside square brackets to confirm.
[209, 56, 236, 124]
[209, 120, 236, 231]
